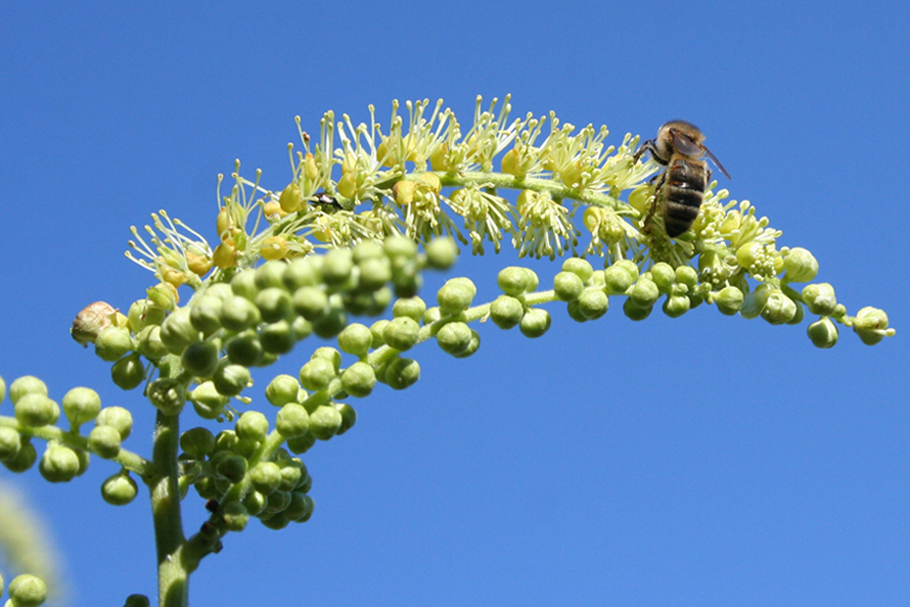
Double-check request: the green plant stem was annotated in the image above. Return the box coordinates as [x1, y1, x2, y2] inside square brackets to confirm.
[148, 410, 188, 607]
[0, 416, 154, 478]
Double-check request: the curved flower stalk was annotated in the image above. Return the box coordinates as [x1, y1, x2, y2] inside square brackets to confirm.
[126, 96, 894, 348]
[0, 96, 895, 607]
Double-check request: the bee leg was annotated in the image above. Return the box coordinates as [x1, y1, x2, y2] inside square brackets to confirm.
[642, 173, 666, 235]
[632, 139, 657, 164]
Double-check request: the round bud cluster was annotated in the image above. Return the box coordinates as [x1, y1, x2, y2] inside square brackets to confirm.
[0, 376, 136, 498]
[180, 421, 315, 530]
[485, 267, 550, 339]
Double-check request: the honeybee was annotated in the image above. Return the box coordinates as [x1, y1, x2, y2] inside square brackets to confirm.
[633, 120, 730, 237]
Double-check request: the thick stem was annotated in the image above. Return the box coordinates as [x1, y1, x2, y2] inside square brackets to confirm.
[149, 410, 188, 607]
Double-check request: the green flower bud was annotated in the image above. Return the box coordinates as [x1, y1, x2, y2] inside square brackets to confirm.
[95, 326, 134, 362]
[385, 235, 419, 260]
[189, 381, 229, 419]
[562, 257, 594, 282]
[230, 269, 259, 301]
[9, 376, 47, 404]
[352, 240, 384, 263]
[283, 256, 324, 291]
[179, 427, 215, 459]
[425, 237, 458, 269]
[0, 375, 5, 404]
[437, 278, 476, 316]
[39, 443, 81, 483]
[553, 271, 585, 302]
[193, 476, 217, 500]
[255, 288, 292, 323]
[266, 375, 300, 407]
[259, 320, 296, 354]
[160, 307, 201, 354]
[852, 307, 892, 346]
[567, 299, 588, 322]
[264, 490, 292, 516]
[219, 501, 249, 533]
[497, 267, 538, 296]
[715, 286, 744, 315]
[111, 353, 147, 391]
[622, 297, 652, 321]
[807, 317, 839, 348]
[124, 594, 151, 607]
[0, 427, 22, 460]
[312, 347, 342, 371]
[286, 432, 317, 454]
[736, 240, 763, 270]
[60, 387, 101, 431]
[603, 264, 636, 295]
[8, 574, 47, 607]
[335, 403, 357, 435]
[649, 262, 676, 294]
[577, 288, 609, 320]
[189, 295, 224, 334]
[392, 297, 427, 322]
[220, 295, 262, 332]
[337, 323, 373, 357]
[356, 256, 393, 292]
[2, 438, 36, 472]
[226, 331, 263, 366]
[254, 260, 288, 290]
[14, 393, 59, 428]
[309, 404, 343, 440]
[787, 299, 805, 325]
[392, 270, 422, 299]
[181, 341, 220, 378]
[148, 378, 186, 416]
[675, 266, 698, 290]
[341, 362, 376, 397]
[291, 316, 313, 341]
[137, 325, 168, 361]
[436, 322, 473, 356]
[101, 470, 138, 505]
[453, 328, 481, 359]
[206, 282, 234, 300]
[242, 489, 267, 516]
[781, 247, 819, 283]
[519, 308, 551, 338]
[760, 290, 797, 325]
[628, 278, 660, 309]
[212, 361, 252, 397]
[214, 453, 248, 483]
[128, 299, 166, 333]
[383, 357, 420, 390]
[322, 248, 354, 287]
[298, 358, 336, 392]
[801, 283, 838, 316]
[236, 411, 269, 443]
[88, 425, 123, 458]
[662, 295, 690, 318]
[311, 305, 348, 339]
[383, 316, 420, 351]
[275, 403, 310, 438]
[489, 295, 524, 329]
[250, 461, 282, 495]
[739, 284, 770, 320]
[96, 406, 133, 439]
[366, 286, 393, 315]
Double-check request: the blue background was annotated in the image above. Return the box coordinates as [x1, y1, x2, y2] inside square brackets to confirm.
[1, 1, 908, 606]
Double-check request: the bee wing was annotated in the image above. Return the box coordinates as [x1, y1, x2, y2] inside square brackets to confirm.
[668, 130, 704, 157]
[701, 145, 731, 180]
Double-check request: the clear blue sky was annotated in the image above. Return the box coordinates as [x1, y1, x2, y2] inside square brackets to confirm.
[1, 1, 908, 606]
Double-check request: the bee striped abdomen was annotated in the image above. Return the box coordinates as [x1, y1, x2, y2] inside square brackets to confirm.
[662, 158, 708, 237]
